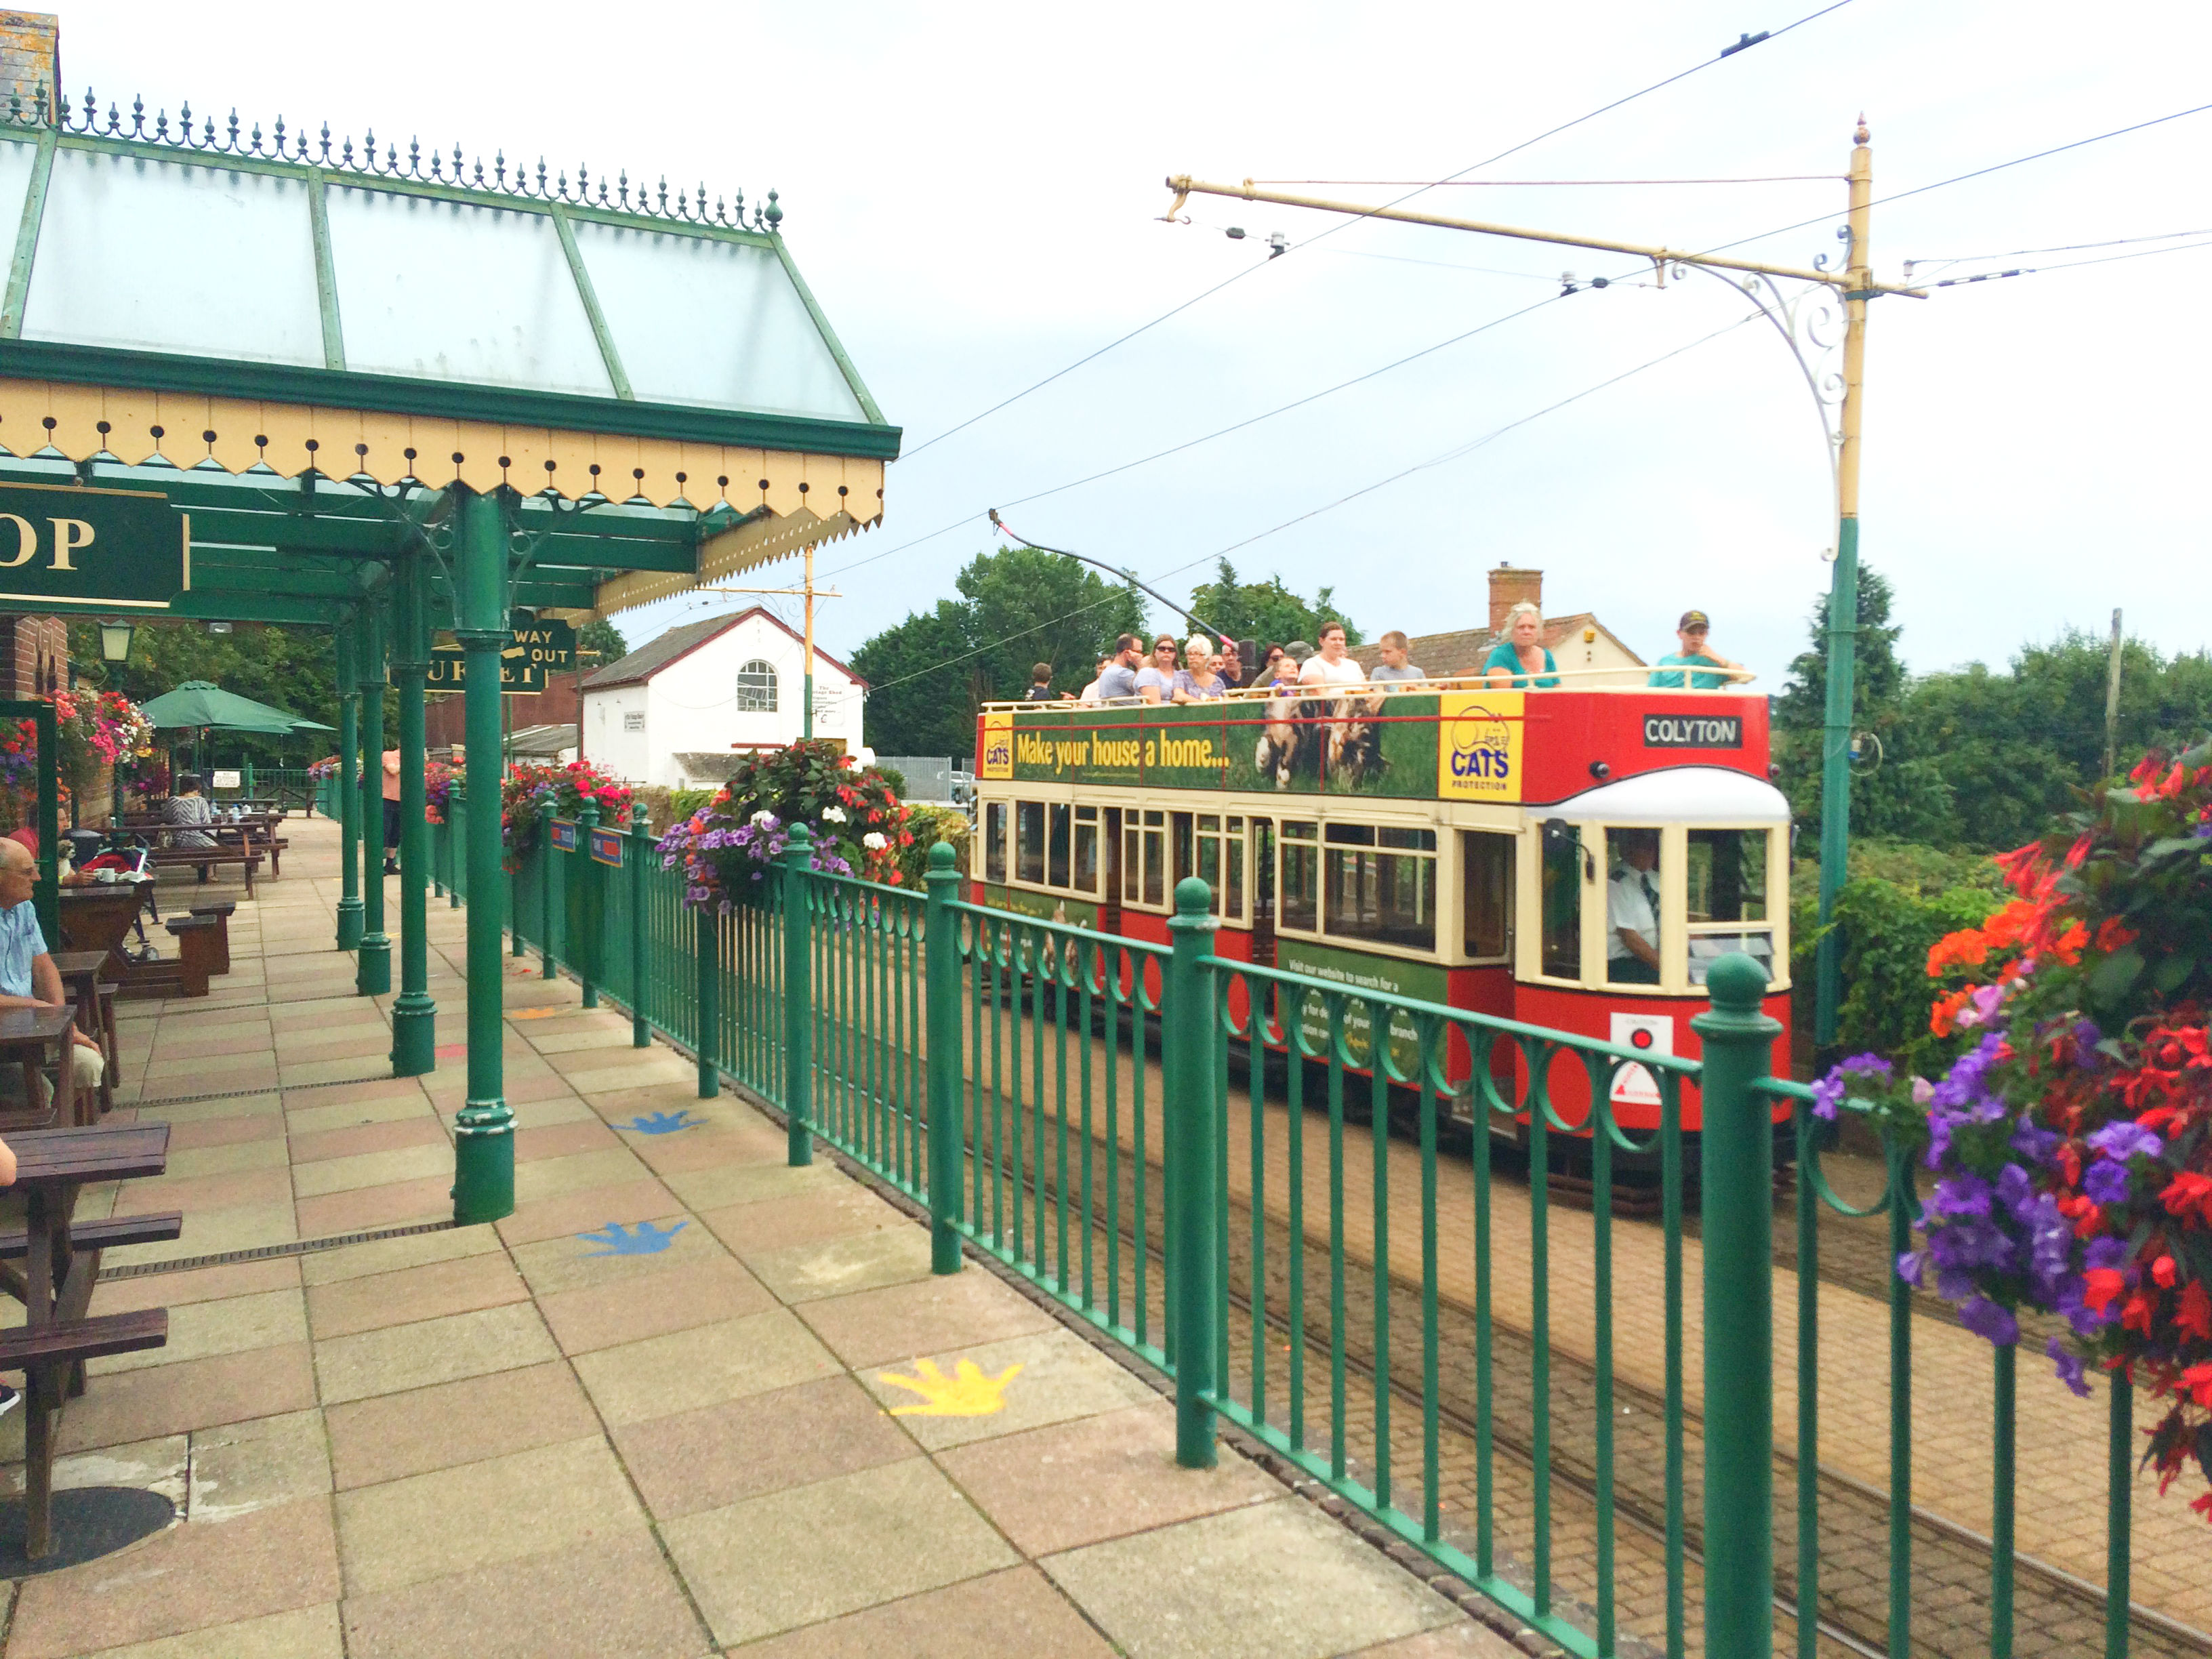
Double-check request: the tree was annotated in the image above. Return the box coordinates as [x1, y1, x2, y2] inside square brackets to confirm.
[1773, 565, 1953, 844]
[578, 618, 628, 668]
[67, 619, 354, 765]
[1183, 559, 1361, 651]
[850, 547, 1146, 758]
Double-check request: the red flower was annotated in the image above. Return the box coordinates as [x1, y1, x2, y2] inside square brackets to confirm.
[2153, 1255, 2179, 1288]
[2094, 917, 2139, 954]
[2084, 1268, 2129, 1313]
[2177, 1280, 2212, 1343]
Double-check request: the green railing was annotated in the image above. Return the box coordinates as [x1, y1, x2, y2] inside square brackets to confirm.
[418, 816, 2162, 1659]
[211, 766, 321, 812]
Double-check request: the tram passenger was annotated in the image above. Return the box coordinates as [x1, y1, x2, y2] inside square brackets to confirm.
[1216, 640, 1246, 689]
[1020, 663, 1067, 703]
[1095, 636, 1145, 703]
[1134, 636, 1180, 704]
[1078, 653, 1114, 703]
[1481, 602, 1562, 689]
[1256, 644, 1288, 689]
[1172, 637, 1229, 702]
[1607, 827, 1664, 985]
[1646, 610, 1751, 689]
[1296, 622, 1364, 689]
[1370, 630, 1427, 689]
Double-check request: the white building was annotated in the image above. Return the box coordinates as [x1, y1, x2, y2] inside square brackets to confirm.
[579, 609, 869, 788]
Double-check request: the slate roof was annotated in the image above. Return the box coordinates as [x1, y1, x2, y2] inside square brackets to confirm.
[1348, 613, 1642, 679]
[581, 606, 869, 691]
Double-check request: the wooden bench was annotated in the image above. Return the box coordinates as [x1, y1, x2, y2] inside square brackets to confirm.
[0, 1212, 184, 1267]
[145, 846, 260, 897]
[0, 1310, 169, 1558]
[188, 901, 236, 975]
[159, 916, 222, 996]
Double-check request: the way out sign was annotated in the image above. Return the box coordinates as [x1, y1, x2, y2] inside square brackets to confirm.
[0, 481, 188, 609]
[427, 642, 544, 694]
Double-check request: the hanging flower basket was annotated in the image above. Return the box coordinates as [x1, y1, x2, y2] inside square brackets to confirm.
[657, 740, 912, 912]
[1820, 742, 2212, 1521]
[500, 760, 632, 870]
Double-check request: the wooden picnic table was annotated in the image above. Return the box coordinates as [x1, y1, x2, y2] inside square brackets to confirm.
[57, 880, 156, 979]
[0, 1122, 173, 1557]
[0, 1006, 88, 1133]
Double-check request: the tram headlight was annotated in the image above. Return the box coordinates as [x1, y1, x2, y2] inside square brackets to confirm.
[1589, 760, 1610, 779]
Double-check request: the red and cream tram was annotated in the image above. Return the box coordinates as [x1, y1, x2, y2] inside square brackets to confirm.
[969, 681, 1790, 1135]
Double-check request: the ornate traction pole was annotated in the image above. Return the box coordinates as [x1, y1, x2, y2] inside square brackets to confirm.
[334, 616, 363, 951]
[451, 487, 514, 1225]
[354, 596, 392, 996]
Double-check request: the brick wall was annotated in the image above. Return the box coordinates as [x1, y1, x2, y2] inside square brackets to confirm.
[1487, 566, 1544, 634]
[0, 11, 56, 114]
[0, 615, 67, 697]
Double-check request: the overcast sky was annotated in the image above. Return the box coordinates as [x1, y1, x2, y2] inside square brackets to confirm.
[56, 1, 2212, 692]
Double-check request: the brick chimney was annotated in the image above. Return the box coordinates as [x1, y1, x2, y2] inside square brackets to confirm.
[1488, 564, 1542, 634]
[0, 12, 57, 114]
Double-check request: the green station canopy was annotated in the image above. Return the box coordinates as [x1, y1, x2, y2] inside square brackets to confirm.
[0, 87, 899, 623]
[139, 679, 331, 735]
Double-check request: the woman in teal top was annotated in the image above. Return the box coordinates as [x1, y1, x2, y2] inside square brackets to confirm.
[1482, 602, 1561, 688]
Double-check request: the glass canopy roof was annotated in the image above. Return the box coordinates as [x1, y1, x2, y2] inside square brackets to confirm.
[0, 98, 888, 433]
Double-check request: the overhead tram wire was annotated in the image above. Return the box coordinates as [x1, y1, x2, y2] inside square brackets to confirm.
[1919, 234, 2212, 287]
[858, 312, 1762, 700]
[814, 286, 1578, 586]
[1905, 225, 2212, 276]
[894, 0, 1858, 463]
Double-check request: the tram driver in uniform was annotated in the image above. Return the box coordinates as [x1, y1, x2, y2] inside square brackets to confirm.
[1607, 827, 1663, 985]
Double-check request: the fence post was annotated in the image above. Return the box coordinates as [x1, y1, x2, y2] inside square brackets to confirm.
[783, 823, 815, 1167]
[577, 801, 600, 1009]
[630, 817, 652, 1048]
[695, 890, 720, 1099]
[1164, 874, 1221, 1469]
[924, 842, 964, 1274]
[1690, 953, 1782, 1659]
[539, 800, 557, 980]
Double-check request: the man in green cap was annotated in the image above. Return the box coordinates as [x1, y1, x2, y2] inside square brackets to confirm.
[1647, 610, 1750, 690]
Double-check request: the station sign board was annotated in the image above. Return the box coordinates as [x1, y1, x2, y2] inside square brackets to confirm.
[426, 639, 543, 694]
[0, 480, 189, 609]
[589, 827, 626, 867]
[508, 611, 577, 678]
[550, 819, 581, 853]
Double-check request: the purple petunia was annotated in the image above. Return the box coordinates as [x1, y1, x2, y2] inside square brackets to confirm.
[2047, 1336, 2092, 1398]
[1811, 1052, 1891, 1121]
[1958, 1296, 2019, 1347]
[2085, 1120, 2163, 1163]
[2083, 1159, 2133, 1206]
[1928, 1173, 1993, 1219]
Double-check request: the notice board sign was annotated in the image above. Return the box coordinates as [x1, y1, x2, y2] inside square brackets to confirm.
[210, 770, 241, 790]
[0, 480, 189, 609]
[589, 827, 625, 867]
[550, 819, 580, 853]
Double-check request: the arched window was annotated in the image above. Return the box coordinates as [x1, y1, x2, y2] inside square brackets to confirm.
[735, 659, 779, 712]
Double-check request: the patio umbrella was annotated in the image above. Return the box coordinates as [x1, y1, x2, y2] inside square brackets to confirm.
[138, 681, 331, 735]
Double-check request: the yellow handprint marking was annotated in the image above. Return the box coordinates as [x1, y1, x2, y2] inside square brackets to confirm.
[877, 1357, 1025, 1417]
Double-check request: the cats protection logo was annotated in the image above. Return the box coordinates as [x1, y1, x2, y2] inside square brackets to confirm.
[1437, 691, 1523, 802]
[978, 710, 1015, 780]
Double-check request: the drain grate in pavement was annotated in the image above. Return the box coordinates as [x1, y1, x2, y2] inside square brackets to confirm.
[102, 1219, 457, 1279]
[125, 1070, 397, 1109]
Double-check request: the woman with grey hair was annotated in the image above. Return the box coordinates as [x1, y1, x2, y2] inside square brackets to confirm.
[1481, 601, 1561, 689]
[1171, 636, 1228, 702]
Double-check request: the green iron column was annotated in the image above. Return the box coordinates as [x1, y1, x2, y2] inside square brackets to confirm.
[452, 487, 516, 1225]
[1164, 874, 1221, 1469]
[390, 546, 437, 1076]
[1692, 954, 1782, 1658]
[924, 842, 964, 1274]
[335, 621, 363, 951]
[355, 598, 392, 996]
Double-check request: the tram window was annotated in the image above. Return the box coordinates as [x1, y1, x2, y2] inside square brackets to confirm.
[1606, 826, 1664, 986]
[1015, 800, 1046, 886]
[984, 803, 1008, 886]
[1460, 831, 1513, 961]
[1280, 821, 1319, 933]
[1048, 804, 1072, 890]
[1686, 829, 1767, 922]
[1122, 825, 1141, 906]
[1686, 826, 1777, 987]
[1143, 811, 1166, 908]
[1540, 821, 1584, 980]
[1227, 817, 1246, 920]
[1324, 823, 1437, 951]
[1073, 807, 1099, 895]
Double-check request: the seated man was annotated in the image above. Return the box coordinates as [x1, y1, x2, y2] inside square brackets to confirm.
[1647, 609, 1752, 689]
[1368, 630, 1427, 689]
[1094, 635, 1145, 703]
[0, 838, 105, 1113]
[1606, 827, 1664, 985]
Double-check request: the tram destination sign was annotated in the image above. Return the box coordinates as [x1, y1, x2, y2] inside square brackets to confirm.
[0, 481, 189, 609]
[1642, 713, 1742, 749]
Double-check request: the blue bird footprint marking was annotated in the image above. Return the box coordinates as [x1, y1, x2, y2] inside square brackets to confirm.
[620, 1110, 702, 1136]
[577, 1220, 687, 1257]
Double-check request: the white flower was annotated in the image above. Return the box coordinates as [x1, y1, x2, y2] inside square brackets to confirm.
[750, 809, 775, 827]
[821, 806, 848, 823]
[862, 832, 887, 851]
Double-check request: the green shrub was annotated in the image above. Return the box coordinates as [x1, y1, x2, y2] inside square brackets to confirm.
[897, 804, 970, 886]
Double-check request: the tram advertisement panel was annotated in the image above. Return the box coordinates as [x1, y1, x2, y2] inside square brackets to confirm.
[1275, 939, 1448, 1077]
[998, 700, 1449, 798]
[979, 881, 1102, 931]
